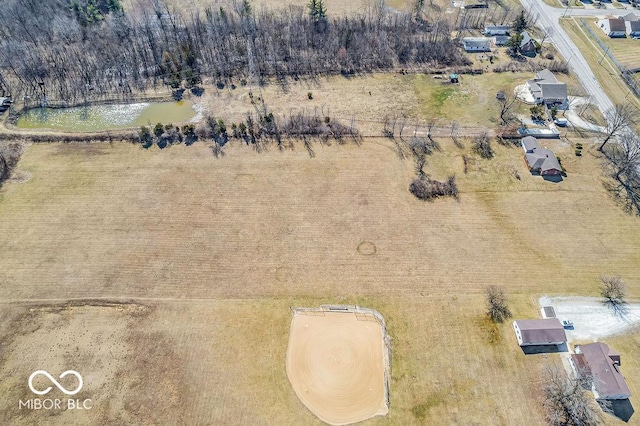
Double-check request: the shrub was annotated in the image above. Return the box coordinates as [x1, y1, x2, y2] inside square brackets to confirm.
[307, 92, 313, 100]
[409, 175, 458, 201]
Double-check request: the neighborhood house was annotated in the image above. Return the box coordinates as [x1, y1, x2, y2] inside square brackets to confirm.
[521, 136, 563, 176]
[526, 69, 568, 106]
[597, 17, 627, 38]
[571, 342, 632, 400]
[462, 37, 491, 52]
[483, 25, 510, 36]
[519, 31, 537, 56]
[512, 318, 567, 347]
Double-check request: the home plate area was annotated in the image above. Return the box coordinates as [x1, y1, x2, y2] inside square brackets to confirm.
[286, 306, 390, 425]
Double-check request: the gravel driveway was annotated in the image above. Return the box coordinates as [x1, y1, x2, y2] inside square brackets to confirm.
[539, 296, 640, 342]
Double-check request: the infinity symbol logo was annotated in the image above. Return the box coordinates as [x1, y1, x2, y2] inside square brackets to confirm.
[28, 370, 83, 396]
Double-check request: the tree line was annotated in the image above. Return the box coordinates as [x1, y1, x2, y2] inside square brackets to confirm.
[0, 0, 472, 107]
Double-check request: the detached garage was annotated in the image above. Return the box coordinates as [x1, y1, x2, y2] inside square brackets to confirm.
[512, 318, 567, 346]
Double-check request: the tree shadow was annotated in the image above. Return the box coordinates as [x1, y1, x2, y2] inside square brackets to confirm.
[604, 300, 630, 320]
[603, 399, 635, 423]
[521, 342, 568, 355]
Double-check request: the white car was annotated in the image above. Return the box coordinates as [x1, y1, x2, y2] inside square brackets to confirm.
[561, 319, 574, 328]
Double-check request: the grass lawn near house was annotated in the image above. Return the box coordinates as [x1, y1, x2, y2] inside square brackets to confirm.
[561, 17, 640, 119]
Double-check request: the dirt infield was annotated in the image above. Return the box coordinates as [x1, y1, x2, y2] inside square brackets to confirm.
[286, 307, 389, 425]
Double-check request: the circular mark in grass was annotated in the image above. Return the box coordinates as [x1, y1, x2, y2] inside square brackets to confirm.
[357, 241, 377, 256]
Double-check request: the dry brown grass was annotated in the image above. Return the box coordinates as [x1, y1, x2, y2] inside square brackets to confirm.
[0, 138, 639, 424]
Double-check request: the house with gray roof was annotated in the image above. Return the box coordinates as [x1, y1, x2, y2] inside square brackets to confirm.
[571, 342, 631, 400]
[483, 25, 510, 36]
[513, 318, 567, 346]
[462, 37, 491, 52]
[526, 69, 567, 106]
[493, 35, 510, 46]
[597, 17, 627, 38]
[519, 31, 537, 56]
[521, 136, 539, 153]
[520, 136, 562, 176]
[626, 20, 640, 37]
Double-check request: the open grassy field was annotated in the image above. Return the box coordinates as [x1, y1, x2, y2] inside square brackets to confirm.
[0, 136, 638, 424]
[561, 17, 640, 111]
[197, 72, 537, 134]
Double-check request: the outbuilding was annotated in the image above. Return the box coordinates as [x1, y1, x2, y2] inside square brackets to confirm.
[512, 318, 567, 346]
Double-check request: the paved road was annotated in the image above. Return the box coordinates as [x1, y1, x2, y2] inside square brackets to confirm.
[517, 0, 631, 118]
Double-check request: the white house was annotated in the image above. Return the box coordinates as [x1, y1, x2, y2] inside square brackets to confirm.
[597, 17, 627, 38]
[462, 37, 491, 52]
[626, 20, 640, 37]
[526, 69, 568, 106]
[483, 25, 510, 36]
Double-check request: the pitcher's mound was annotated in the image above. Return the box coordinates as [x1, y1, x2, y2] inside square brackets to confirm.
[286, 306, 390, 425]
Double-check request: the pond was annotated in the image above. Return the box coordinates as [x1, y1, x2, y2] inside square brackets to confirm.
[15, 101, 197, 132]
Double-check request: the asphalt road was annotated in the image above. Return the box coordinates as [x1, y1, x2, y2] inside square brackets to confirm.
[517, 0, 632, 117]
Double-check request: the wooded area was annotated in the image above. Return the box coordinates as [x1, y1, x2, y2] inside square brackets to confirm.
[0, 0, 478, 107]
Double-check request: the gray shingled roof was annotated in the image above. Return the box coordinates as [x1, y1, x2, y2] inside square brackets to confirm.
[525, 147, 562, 173]
[608, 18, 627, 32]
[627, 21, 640, 32]
[462, 37, 491, 50]
[521, 136, 539, 153]
[576, 342, 631, 399]
[515, 318, 566, 344]
[539, 83, 568, 101]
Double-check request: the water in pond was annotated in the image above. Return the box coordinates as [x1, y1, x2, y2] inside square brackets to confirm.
[16, 101, 196, 131]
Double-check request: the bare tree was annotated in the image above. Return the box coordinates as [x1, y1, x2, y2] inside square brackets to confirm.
[472, 132, 494, 159]
[498, 93, 518, 125]
[605, 132, 640, 215]
[599, 104, 639, 152]
[543, 365, 607, 426]
[485, 285, 512, 323]
[600, 275, 626, 307]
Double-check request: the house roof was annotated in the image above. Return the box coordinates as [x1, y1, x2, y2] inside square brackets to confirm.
[493, 35, 510, 45]
[525, 147, 562, 173]
[521, 136, 540, 152]
[627, 21, 640, 32]
[606, 18, 627, 32]
[621, 12, 639, 22]
[485, 25, 511, 31]
[535, 69, 558, 83]
[576, 342, 631, 399]
[520, 31, 534, 48]
[514, 318, 566, 344]
[462, 37, 491, 49]
[539, 83, 567, 101]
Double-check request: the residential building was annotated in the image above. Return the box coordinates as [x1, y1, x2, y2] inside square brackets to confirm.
[597, 17, 627, 38]
[571, 342, 632, 400]
[526, 69, 568, 106]
[462, 37, 491, 52]
[483, 25, 511, 36]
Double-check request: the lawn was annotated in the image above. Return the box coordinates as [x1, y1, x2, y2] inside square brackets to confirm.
[561, 17, 640, 113]
[195, 72, 537, 135]
[0, 138, 638, 424]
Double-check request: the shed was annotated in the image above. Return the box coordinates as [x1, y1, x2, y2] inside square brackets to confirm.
[512, 318, 567, 346]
